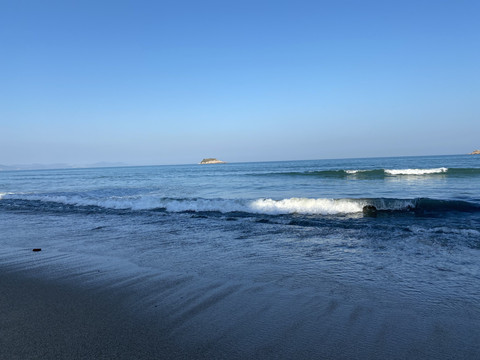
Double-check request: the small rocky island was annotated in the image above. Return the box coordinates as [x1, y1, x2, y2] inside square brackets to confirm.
[469, 150, 480, 155]
[199, 158, 227, 164]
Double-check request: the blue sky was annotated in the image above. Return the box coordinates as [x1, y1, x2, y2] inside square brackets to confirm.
[1, 0, 479, 165]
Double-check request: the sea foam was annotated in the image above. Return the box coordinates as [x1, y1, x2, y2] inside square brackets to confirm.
[345, 170, 368, 174]
[270, 168, 451, 177]
[2, 193, 478, 215]
[1, 193, 365, 214]
[0, 193, 420, 215]
[385, 167, 448, 175]
[249, 198, 364, 215]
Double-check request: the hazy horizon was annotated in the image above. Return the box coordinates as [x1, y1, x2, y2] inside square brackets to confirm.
[0, 152, 474, 171]
[2, 0, 479, 165]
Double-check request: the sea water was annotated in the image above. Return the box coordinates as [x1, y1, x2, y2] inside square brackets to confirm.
[1, 154, 480, 357]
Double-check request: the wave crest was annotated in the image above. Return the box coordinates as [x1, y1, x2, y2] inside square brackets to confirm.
[253, 167, 480, 178]
[271, 169, 384, 178]
[384, 167, 448, 175]
[250, 198, 364, 215]
[2, 194, 478, 215]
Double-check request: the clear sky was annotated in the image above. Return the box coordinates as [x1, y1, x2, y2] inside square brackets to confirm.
[1, 0, 479, 165]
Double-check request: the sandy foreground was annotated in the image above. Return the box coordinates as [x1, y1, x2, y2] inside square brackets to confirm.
[0, 271, 191, 360]
[1, 248, 479, 359]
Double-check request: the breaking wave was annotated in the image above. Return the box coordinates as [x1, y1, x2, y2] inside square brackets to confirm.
[254, 167, 480, 178]
[384, 167, 447, 175]
[1, 193, 479, 216]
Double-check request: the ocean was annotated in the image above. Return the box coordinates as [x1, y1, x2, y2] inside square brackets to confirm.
[1, 154, 480, 358]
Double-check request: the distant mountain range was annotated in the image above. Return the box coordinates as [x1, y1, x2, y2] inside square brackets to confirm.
[0, 162, 129, 171]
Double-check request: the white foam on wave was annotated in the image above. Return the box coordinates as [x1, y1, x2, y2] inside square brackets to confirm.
[1, 193, 251, 213]
[385, 168, 448, 175]
[151, 197, 415, 215]
[249, 198, 364, 215]
[2, 193, 424, 215]
[0, 192, 14, 200]
[2, 193, 370, 215]
[345, 170, 368, 174]
[1, 193, 163, 211]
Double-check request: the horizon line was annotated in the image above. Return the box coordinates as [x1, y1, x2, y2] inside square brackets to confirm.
[0, 153, 474, 172]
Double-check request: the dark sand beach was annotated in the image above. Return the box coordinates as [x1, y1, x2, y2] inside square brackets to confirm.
[1, 248, 480, 360]
[0, 272, 186, 360]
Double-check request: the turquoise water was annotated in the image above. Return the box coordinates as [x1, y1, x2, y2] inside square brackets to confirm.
[1, 154, 480, 358]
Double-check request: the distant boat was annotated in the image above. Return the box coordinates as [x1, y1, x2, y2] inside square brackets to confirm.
[469, 150, 480, 155]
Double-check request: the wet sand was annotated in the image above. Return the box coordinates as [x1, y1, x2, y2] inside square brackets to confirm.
[0, 271, 195, 360]
[1, 249, 480, 359]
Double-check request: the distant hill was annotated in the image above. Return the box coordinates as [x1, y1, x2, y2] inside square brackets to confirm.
[0, 164, 71, 171]
[86, 162, 129, 168]
[0, 162, 129, 171]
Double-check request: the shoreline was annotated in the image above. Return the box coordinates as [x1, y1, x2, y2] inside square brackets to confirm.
[1, 248, 480, 359]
